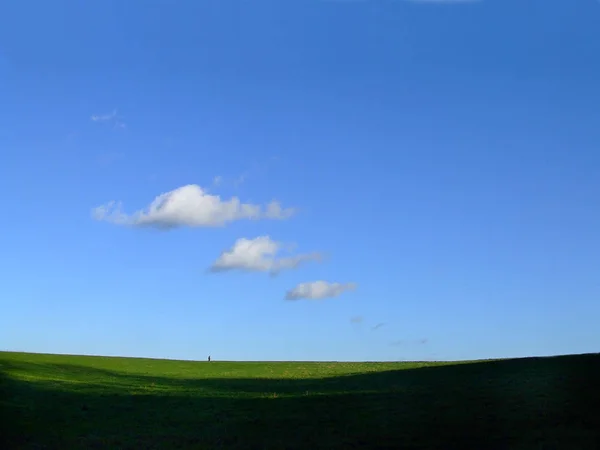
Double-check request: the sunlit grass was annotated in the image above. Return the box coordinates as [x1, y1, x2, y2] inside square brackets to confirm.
[1, 351, 598, 449]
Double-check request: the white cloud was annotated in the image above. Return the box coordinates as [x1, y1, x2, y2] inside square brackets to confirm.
[93, 184, 296, 229]
[91, 109, 117, 122]
[91, 109, 126, 129]
[210, 236, 321, 275]
[285, 281, 357, 301]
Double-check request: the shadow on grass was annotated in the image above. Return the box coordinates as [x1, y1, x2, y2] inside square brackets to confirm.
[1, 353, 599, 449]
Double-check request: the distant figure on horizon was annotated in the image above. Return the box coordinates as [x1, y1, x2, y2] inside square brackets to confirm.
[208, 355, 211, 362]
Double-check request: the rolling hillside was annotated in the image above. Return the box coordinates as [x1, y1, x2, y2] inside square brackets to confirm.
[1, 351, 599, 449]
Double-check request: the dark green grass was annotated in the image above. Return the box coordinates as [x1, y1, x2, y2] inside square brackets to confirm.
[1, 352, 599, 449]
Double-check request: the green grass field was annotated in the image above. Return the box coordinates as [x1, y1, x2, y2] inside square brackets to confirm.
[1, 351, 599, 449]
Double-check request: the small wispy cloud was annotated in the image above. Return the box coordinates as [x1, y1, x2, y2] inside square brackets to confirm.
[210, 174, 247, 189]
[92, 184, 296, 229]
[91, 109, 117, 122]
[390, 340, 403, 347]
[91, 109, 126, 129]
[285, 281, 357, 301]
[211, 173, 248, 190]
[209, 236, 322, 276]
[371, 323, 386, 331]
[350, 316, 363, 324]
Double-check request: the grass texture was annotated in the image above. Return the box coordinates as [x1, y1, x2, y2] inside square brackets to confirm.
[1, 351, 599, 449]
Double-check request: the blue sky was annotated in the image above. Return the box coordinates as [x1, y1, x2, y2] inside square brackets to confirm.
[1, 0, 599, 362]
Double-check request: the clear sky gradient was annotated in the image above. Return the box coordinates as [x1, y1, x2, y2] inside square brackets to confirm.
[1, 0, 599, 361]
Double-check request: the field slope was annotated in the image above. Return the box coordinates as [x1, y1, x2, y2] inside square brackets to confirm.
[1, 351, 599, 449]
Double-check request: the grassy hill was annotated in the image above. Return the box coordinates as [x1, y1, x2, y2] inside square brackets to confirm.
[1, 351, 599, 449]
